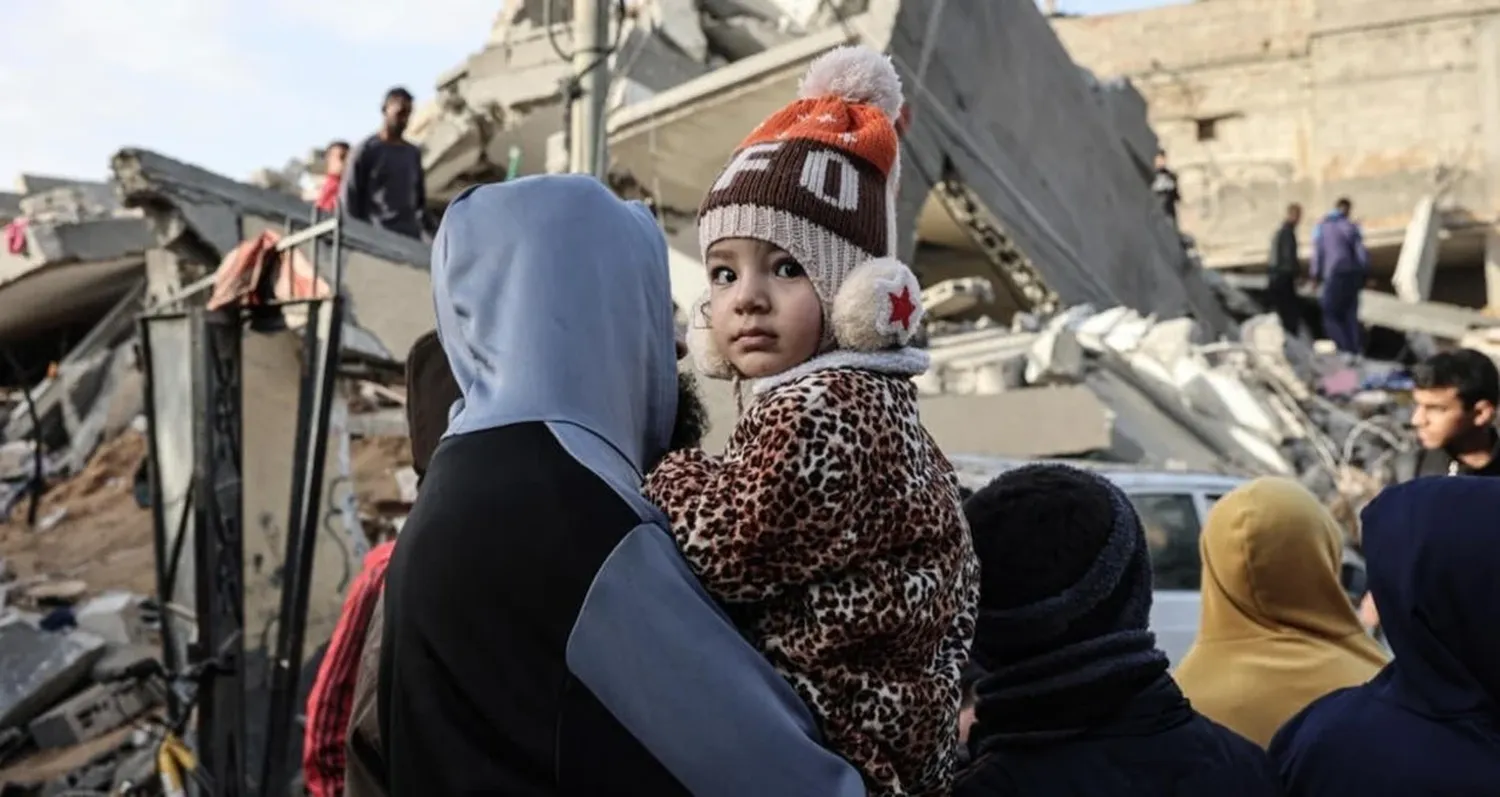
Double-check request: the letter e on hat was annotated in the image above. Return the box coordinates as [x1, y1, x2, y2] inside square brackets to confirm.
[712, 142, 782, 192]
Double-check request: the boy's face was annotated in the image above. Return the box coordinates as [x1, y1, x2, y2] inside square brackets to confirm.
[1412, 386, 1493, 450]
[704, 237, 823, 379]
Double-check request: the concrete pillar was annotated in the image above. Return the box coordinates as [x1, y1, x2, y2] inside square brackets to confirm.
[1480, 18, 1500, 308]
[1486, 229, 1500, 310]
[1393, 195, 1439, 303]
[143, 248, 184, 307]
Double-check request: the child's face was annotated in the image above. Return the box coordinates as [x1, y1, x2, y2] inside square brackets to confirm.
[705, 238, 823, 378]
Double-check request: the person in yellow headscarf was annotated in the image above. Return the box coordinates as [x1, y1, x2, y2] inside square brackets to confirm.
[1174, 477, 1387, 748]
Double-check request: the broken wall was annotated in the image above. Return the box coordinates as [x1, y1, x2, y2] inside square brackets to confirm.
[1053, 0, 1500, 267]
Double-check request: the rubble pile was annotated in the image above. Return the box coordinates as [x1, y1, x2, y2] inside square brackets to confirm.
[410, 0, 869, 196]
[0, 415, 414, 792]
[913, 284, 1420, 526]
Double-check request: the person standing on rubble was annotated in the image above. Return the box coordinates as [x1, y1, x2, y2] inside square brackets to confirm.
[339, 87, 429, 239]
[315, 141, 350, 213]
[1268, 202, 1304, 336]
[1152, 150, 1181, 225]
[1310, 197, 1369, 356]
[378, 175, 868, 796]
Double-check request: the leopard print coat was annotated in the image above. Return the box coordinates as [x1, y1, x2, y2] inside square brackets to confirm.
[645, 363, 979, 797]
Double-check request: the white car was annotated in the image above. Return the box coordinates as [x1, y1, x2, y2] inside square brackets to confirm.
[950, 456, 1368, 666]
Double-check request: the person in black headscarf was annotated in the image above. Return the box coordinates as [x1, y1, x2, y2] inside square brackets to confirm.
[1269, 476, 1500, 796]
[955, 464, 1277, 796]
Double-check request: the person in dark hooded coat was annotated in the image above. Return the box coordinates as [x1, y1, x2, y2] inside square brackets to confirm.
[377, 175, 866, 796]
[956, 464, 1277, 797]
[1269, 476, 1500, 796]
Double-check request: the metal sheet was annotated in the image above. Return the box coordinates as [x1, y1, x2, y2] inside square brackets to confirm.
[140, 314, 198, 650]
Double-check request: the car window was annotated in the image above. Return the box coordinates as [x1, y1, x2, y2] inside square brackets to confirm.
[1130, 493, 1202, 590]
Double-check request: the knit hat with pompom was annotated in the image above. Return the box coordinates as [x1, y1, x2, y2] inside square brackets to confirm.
[689, 45, 925, 379]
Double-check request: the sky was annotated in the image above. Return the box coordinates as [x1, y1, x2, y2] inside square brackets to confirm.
[0, 0, 1184, 187]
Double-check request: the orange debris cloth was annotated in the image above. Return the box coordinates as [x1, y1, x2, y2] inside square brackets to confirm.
[206, 229, 331, 311]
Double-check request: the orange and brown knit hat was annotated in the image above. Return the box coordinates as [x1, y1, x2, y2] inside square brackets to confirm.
[690, 45, 926, 377]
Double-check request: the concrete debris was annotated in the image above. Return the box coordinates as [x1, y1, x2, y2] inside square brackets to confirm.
[26, 677, 156, 751]
[923, 278, 995, 320]
[913, 293, 1438, 492]
[0, 174, 150, 346]
[1224, 272, 1500, 342]
[920, 387, 1113, 459]
[0, 619, 106, 730]
[72, 593, 149, 648]
[22, 581, 89, 607]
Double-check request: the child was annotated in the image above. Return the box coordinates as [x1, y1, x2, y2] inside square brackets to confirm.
[644, 46, 979, 797]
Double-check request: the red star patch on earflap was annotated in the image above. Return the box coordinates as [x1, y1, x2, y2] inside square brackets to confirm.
[887, 286, 916, 330]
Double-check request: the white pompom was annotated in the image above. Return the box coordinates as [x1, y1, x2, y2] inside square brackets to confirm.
[831, 258, 924, 351]
[798, 45, 904, 122]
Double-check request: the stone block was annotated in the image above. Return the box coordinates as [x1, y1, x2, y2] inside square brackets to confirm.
[27, 678, 157, 750]
[1025, 321, 1085, 385]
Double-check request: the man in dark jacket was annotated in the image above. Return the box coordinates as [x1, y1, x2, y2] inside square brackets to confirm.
[1270, 477, 1500, 795]
[378, 175, 866, 796]
[1310, 197, 1369, 355]
[956, 464, 1277, 796]
[340, 87, 430, 239]
[1268, 202, 1303, 336]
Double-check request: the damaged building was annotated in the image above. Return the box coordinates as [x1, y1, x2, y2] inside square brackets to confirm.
[1052, 0, 1500, 309]
[0, 0, 1486, 791]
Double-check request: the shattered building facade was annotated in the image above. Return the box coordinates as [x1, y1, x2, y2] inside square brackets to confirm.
[1053, 0, 1500, 308]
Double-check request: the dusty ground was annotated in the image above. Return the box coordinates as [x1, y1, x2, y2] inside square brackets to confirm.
[0, 431, 411, 788]
[0, 432, 413, 601]
[1, 431, 155, 596]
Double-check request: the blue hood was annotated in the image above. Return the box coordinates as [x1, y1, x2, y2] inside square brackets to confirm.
[431, 175, 678, 477]
[1361, 477, 1500, 717]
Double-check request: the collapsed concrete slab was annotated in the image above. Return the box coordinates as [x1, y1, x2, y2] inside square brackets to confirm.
[606, 0, 1233, 335]
[919, 386, 1113, 459]
[0, 177, 153, 346]
[883, 0, 1229, 332]
[1082, 71, 1159, 178]
[1224, 272, 1500, 342]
